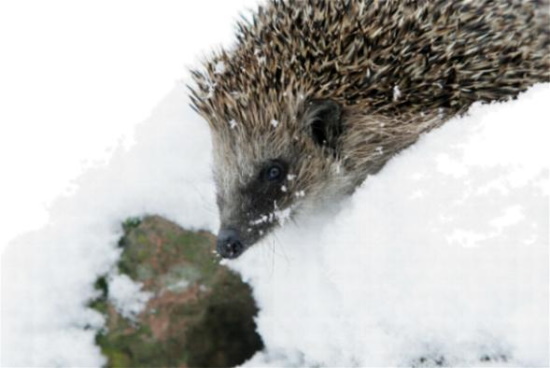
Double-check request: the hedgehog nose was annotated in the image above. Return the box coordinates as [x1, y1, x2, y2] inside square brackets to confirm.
[216, 228, 245, 259]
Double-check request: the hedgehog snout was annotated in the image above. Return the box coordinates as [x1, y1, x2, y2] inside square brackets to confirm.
[216, 227, 245, 259]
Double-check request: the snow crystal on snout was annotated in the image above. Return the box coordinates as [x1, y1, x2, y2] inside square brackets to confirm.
[250, 206, 292, 227]
[273, 207, 292, 225]
[250, 214, 270, 226]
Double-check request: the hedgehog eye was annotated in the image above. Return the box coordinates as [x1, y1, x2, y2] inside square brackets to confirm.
[262, 161, 286, 182]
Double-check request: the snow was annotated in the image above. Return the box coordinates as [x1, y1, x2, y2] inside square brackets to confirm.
[393, 85, 402, 101]
[2, 81, 548, 366]
[215, 61, 227, 75]
[1, 85, 217, 366]
[5, 82, 546, 368]
[0, 0, 261, 250]
[230, 84, 550, 367]
[107, 273, 152, 321]
[273, 207, 293, 225]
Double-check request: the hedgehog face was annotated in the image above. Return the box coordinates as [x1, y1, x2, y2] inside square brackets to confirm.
[189, 0, 550, 259]
[213, 99, 352, 259]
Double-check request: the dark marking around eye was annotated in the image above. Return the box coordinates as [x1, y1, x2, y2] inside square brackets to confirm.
[233, 158, 291, 229]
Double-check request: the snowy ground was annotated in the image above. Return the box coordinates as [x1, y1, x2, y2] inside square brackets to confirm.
[0, 0, 260, 363]
[2, 82, 548, 367]
[1, 1, 548, 367]
[234, 85, 549, 367]
[1, 84, 218, 366]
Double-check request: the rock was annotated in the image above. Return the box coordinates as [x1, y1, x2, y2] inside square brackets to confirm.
[90, 215, 263, 367]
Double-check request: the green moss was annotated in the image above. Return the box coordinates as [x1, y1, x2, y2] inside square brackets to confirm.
[118, 232, 155, 280]
[93, 276, 109, 297]
[103, 348, 132, 368]
[89, 299, 108, 315]
[98, 330, 186, 368]
[122, 217, 142, 233]
[88, 275, 109, 314]
[175, 233, 219, 279]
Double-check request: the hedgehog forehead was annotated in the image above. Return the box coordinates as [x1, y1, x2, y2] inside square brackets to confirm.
[196, 86, 306, 135]
[211, 128, 303, 189]
[190, 51, 312, 133]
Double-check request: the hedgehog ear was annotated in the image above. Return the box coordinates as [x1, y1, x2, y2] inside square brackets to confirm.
[305, 99, 343, 154]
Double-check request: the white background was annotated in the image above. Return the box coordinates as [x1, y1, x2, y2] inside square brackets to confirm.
[0, 0, 261, 251]
[1, 3, 260, 360]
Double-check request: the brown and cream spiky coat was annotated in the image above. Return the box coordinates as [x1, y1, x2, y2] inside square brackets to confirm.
[189, 0, 549, 258]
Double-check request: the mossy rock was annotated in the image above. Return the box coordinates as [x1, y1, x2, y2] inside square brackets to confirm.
[92, 215, 263, 368]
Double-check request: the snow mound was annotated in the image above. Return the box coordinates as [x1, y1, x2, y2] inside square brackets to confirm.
[2, 82, 547, 367]
[231, 84, 550, 367]
[1, 85, 217, 367]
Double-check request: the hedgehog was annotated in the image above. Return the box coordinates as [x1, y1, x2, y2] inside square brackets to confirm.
[189, 0, 549, 259]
